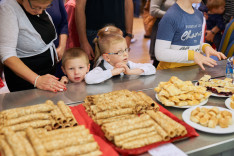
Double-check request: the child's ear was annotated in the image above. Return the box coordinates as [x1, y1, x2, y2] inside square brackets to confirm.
[87, 64, 90, 73]
[103, 54, 110, 62]
[61, 66, 66, 75]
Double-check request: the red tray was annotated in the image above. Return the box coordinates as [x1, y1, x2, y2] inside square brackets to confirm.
[70, 104, 199, 155]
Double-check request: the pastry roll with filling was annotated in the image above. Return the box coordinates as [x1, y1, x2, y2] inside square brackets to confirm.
[3, 120, 51, 132]
[17, 133, 36, 156]
[47, 142, 100, 156]
[3, 128, 27, 156]
[43, 134, 94, 151]
[121, 134, 162, 149]
[115, 131, 159, 147]
[57, 101, 74, 123]
[26, 127, 47, 156]
[2, 113, 51, 126]
[0, 103, 54, 119]
[96, 114, 137, 125]
[0, 139, 14, 156]
[102, 114, 150, 130]
[114, 125, 156, 143]
[103, 119, 155, 141]
[95, 108, 133, 120]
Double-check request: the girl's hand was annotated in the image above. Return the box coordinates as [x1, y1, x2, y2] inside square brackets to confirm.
[194, 52, 217, 70]
[111, 67, 125, 76]
[204, 46, 227, 60]
[115, 62, 143, 75]
[36, 74, 66, 92]
[60, 76, 69, 85]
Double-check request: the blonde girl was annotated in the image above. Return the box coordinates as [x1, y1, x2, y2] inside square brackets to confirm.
[85, 26, 156, 84]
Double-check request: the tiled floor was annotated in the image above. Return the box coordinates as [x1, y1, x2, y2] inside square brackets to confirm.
[0, 17, 150, 94]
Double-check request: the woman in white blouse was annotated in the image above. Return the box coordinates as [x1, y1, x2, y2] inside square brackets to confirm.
[0, 0, 66, 92]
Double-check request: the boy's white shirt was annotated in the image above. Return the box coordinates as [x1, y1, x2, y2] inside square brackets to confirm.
[85, 60, 156, 84]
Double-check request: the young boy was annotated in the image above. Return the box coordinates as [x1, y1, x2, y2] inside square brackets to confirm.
[205, 0, 226, 50]
[61, 48, 90, 84]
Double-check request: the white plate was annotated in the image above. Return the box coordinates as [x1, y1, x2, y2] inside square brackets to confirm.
[155, 94, 208, 108]
[182, 106, 234, 134]
[225, 98, 234, 111]
[194, 82, 231, 98]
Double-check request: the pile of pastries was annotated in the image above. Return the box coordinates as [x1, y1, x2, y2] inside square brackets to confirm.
[101, 111, 187, 149]
[154, 76, 211, 107]
[84, 89, 159, 125]
[197, 75, 234, 96]
[0, 100, 78, 133]
[0, 126, 102, 156]
[190, 107, 233, 128]
[84, 90, 187, 149]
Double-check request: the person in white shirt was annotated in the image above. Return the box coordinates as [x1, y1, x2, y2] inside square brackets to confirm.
[85, 26, 156, 84]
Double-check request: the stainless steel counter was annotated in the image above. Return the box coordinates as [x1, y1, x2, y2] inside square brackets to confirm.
[0, 60, 232, 156]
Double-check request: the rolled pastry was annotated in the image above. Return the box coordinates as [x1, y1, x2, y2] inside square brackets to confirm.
[3, 113, 51, 126]
[95, 108, 133, 120]
[17, 133, 36, 156]
[115, 131, 159, 147]
[0, 139, 14, 156]
[147, 110, 187, 136]
[44, 134, 94, 151]
[96, 114, 137, 125]
[121, 134, 162, 149]
[102, 114, 150, 130]
[103, 119, 155, 141]
[57, 101, 74, 123]
[153, 122, 170, 141]
[41, 125, 85, 137]
[51, 106, 66, 123]
[114, 126, 156, 143]
[47, 142, 99, 156]
[26, 127, 47, 156]
[0, 103, 54, 119]
[3, 128, 27, 156]
[5, 120, 51, 132]
[147, 110, 176, 137]
[79, 150, 102, 156]
[134, 92, 159, 111]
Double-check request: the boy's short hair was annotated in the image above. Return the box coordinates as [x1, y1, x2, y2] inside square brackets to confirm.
[62, 48, 89, 67]
[206, 0, 225, 10]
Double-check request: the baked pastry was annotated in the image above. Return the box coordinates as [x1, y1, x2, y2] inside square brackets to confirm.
[155, 76, 211, 107]
[190, 107, 233, 128]
[198, 75, 234, 96]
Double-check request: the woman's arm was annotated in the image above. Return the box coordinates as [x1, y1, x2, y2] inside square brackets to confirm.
[56, 0, 68, 60]
[56, 34, 68, 60]
[4, 57, 66, 92]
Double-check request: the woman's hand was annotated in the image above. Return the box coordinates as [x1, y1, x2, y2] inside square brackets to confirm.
[194, 52, 217, 70]
[205, 30, 215, 42]
[81, 42, 95, 60]
[36, 74, 66, 92]
[56, 46, 65, 61]
[204, 46, 227, 60]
